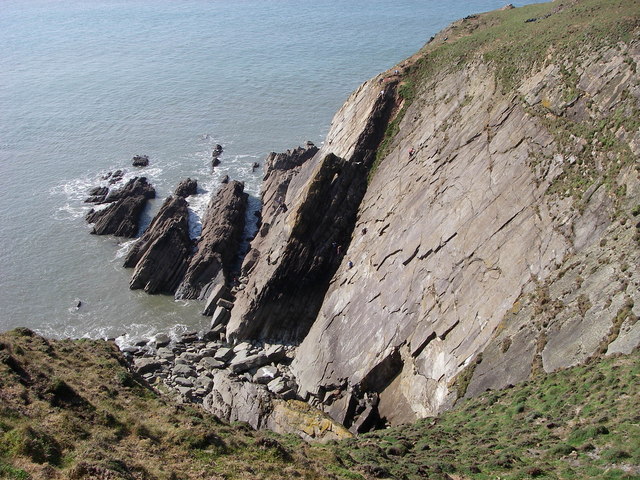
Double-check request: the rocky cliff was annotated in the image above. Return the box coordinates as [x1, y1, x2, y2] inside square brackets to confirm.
[226, 0, 640, 429]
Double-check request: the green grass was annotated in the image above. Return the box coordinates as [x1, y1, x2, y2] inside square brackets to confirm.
[330, 351, 640, 480]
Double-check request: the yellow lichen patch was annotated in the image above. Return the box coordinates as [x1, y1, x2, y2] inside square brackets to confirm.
[269, 400, 353, 443]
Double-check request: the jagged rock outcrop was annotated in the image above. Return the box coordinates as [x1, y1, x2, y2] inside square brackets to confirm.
[175, 178, 198, 198]
[174, 181, 248, 300]
[132, 154, 149, 167]
[86, 177, 156, 237]
[226, 83, 399, 343]
[227, 2, 639, 430]
[124, 195, 192, 294]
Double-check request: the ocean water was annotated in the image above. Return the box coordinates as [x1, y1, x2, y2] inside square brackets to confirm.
[0, 0, 536, 342]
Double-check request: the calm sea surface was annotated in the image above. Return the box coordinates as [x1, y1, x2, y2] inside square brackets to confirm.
[0, 0, 536, 343]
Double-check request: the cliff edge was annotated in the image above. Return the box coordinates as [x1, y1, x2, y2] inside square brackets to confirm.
[228, 0, 640, 429]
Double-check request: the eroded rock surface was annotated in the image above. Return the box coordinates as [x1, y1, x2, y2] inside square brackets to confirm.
[124, 195, 191, 294]
[227, 82, 399, 344]
[86, 177, 156, 237]
[175, 180, 248, 300]
[290, 37, 640, 426]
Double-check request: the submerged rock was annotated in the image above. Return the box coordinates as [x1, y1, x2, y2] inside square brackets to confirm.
[132, 154, 149, 167]
[175, 178, 198, 198]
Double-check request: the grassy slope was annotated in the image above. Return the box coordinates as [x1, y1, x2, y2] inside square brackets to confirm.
[330, 352, 639, 480]
[0, 329, 336, 480]
[1, 329, 638, 479]
[372, 0, 640, 182]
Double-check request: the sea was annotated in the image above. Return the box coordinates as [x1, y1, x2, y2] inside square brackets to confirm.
[0, 0, 537, 344]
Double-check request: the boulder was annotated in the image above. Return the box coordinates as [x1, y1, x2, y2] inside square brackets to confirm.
[151, 333, 171, 348]
[124, 196, 192, 294]
[267, 376, 290, 395]
[229, 351, 268, 373]
[172, 364, 195, 377]
[210, 306, 231, 330]
[103, 177, 156, 203]
[132, 155, 149, 167]
[175, 178, 197, 198]
[134, 358, 164, 375]
[200, 357, 225, 370]
[175, 181, 248, 300]
[214, 347, 234, 362]
[254, 365, 279, 384]
[202, 283, 232, 316]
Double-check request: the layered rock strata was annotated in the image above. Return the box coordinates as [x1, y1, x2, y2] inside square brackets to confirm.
[86, 177, 155, 237]
[175, 180, 248, 301]
[124, 195, 192, 294]
[291, 28, 640, 426]
[227, 82, 399, 344]
[223, 3, 640, 430]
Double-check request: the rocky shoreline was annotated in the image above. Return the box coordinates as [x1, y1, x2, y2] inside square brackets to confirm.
[121, 331, 356, 441]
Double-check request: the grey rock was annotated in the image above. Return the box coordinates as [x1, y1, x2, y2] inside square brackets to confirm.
[156, 347, 175, 360]
[203, 282, 231, 316]
[173, 364, 196, 377]
[214, 347, 234, 362]
[254, 365, 279, 384]
[132, 154, 149, 167]
[179, 351, 202, 363]
[211, 306, 231, 329]
[266, 377, 289, 395]
[134, 358, 164, 375]
[230, 351, 269, 374]
[200, 357, 226, 370]
[152, 333, 171, 348]
[175, 178, 197, 198]
[175, 377, 194, 387]
[176, 386, 193, 398]
[124, 196, 192, 294]
[175, 181, 248, 300]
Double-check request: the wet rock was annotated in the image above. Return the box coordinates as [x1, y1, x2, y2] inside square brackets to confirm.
[132, 155, 149, 167]
[221, 175, 229, 184]
[175, 178, 197, 198]
[175, 181, 248, 300]
[124, 196, 191, 294]
[151, 334, 171, 348]
[85, 186, 108, 204]
[86, 177, 156, 237]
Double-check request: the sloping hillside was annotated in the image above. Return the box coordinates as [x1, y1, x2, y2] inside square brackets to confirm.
[1, 329, 638, 479]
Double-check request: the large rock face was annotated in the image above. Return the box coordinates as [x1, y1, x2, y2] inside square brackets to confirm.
[230, 2, 640, 429]
[86, 177, 155, 237]
[227, 83, 399, 343]
[124, 196, 192, 294]
[175, 180, 248, 300]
